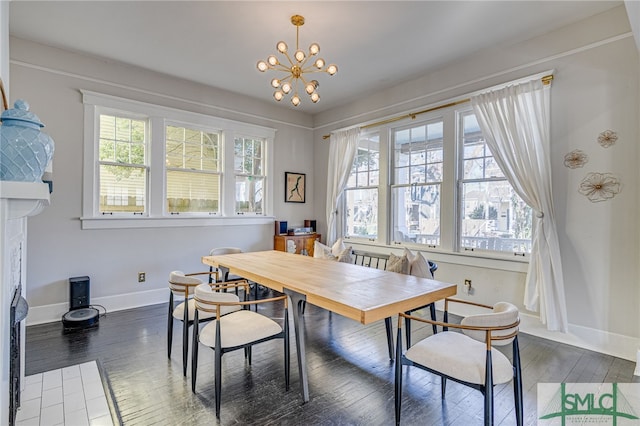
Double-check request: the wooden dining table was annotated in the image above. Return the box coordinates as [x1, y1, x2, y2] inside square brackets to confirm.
[201, 250, 457, 402]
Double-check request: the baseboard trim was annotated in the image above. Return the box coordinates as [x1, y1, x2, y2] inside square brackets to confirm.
[443, 301, 639, 362]
[518, 312, 639, 363]
[26, 288, 168, 326]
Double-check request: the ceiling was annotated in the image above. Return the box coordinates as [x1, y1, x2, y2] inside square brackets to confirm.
[9, 1, 623, 113]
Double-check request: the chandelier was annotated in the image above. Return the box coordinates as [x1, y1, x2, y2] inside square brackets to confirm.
[256, 15, 338, 107]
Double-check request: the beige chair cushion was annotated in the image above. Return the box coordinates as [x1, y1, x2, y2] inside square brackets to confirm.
[199, 310, 282, 349]
[387, 252, 409, 274]
[169, 271, 203, 293]
[405, 331, 513, 385]
[173, 299, 217, 321]
[461, 302, 519, 346]
[194, 283, 242, 313]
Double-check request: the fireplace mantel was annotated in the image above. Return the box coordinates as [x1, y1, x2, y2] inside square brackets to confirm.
[1, 180, 50, 425]
[0, 181, 50, 218]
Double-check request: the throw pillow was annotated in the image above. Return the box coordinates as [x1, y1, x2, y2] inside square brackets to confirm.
[403, 247, 417, 273]
[313, 240, 336, 260]
[387, 253, 409, 274]
[336, 246, 353, 263]
[331, 238, 347, 257]
[409, 252, 433, 279]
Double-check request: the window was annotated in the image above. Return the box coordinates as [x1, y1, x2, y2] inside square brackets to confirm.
[459, 111, 532, 254]
[340, 105, 532, 258]
[166, 124, 221, 215]
[344, 132, 380, 240]
[98, 113, 147, 214]
[391, 120, 443, 246]
[234, 136, 265, 215]
[82, 91, 275, 229]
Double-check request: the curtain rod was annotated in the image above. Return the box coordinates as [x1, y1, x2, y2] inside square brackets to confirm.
[322, 74, 553, 140]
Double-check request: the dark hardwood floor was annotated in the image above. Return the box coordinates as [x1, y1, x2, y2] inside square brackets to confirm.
[26, 291, 638, 425]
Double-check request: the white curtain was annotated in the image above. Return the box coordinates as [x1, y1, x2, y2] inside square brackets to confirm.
[471, 79, 568, 332]
[326, 128, 359, 246]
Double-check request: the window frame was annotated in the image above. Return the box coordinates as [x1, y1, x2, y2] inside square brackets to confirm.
[340, 103, 531, 264]
[81, 91, 275, 229]
[342, 130, 382, 242]
[456, 107, 532, 257]
[164, 120, 223, 217]
[233, 135, 267, 216]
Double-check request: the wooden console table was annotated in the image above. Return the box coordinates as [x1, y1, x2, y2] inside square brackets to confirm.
[274, 233, 321, 256]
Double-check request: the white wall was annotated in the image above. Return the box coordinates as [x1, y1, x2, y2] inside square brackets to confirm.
[313, 5, 640, 360]
[8, 37, 317, 322]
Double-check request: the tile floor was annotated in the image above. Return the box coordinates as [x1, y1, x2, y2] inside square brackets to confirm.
[15, 361, 114, 426]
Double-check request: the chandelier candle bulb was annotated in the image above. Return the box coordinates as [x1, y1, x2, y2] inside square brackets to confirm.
[257, 14, 338, 107]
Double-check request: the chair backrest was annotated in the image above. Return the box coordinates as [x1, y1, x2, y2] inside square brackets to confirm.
[194, 283, 242, 315]
[352, 250, 389, 270]
[169, 271, 203, 295]
[460, 302, 519, 346]
[209, 247, 242, 256]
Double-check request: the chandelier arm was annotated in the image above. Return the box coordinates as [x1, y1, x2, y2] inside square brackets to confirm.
[281, 51, 295, 67]
[301, 67, 330, 74]
[271, 64, 293, 72]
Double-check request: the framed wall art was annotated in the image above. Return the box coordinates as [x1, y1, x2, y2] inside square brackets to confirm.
[285, 172, 306, 203]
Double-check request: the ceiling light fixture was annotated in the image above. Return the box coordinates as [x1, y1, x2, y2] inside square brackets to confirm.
[256, 15, 337, 107]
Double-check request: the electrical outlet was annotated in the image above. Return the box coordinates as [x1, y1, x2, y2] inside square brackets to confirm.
[138, 272, 146, 283]
[463, 279, 472, 295]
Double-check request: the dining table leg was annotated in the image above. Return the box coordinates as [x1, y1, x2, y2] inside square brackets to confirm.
[283, 288, 310, 403]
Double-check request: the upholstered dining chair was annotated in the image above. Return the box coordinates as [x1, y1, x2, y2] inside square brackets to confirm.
[208, 247, 243, 284]
[395, 299, 523, 426]
[191, 281, 290, 418]
[167, 270, 247, 376]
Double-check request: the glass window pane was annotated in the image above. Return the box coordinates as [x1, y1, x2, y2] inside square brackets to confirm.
[166, 170, 219, 213]
[234, 137, 265, 214]
[461, 180, 532, 253]
[463, 158, 485, 179]
[236, 176, 264, 214]
[392, 184, 440, 246]
[99, 140, 114, 161]
[344, 188, 377, 239]
[99, 164, 146, 213]
[427, 163, 443, 182]
[166, 125, 220, 172]
[395, 166, 410, 185]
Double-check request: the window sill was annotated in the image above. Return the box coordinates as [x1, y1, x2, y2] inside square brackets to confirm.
[80, 215, 275, 230]
[344, 239, 529, 273]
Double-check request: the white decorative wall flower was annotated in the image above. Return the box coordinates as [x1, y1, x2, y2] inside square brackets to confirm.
[578, 172, 621, 202]
[597, 130, 618, 148]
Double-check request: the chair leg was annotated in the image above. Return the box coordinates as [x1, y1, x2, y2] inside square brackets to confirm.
[484, 349, 494, 426]
[182, 302, 190, 377]
[385, 317, 394, 361]
[215, 322, 223, 418]
[429, 303, 437, 335]
[513, 337, 523, 426]
[284, 307, 290, 391]
[191, 311, 199, 392]
[394, 326, 403, 426]
[167, 292, 174, 359]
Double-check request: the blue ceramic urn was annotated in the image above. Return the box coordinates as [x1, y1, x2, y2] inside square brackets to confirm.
[0, 99, 55, 182]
